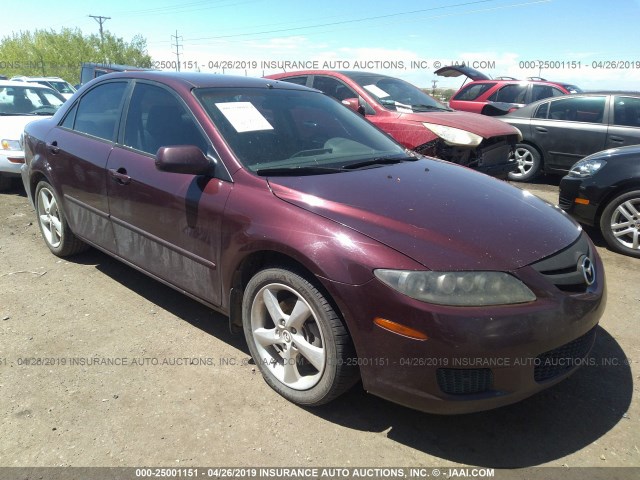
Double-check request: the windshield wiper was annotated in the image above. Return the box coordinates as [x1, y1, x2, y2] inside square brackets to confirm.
[255, 166, 344, 176]
[342, 156, 417, 170]
[410, 104, 452, 112]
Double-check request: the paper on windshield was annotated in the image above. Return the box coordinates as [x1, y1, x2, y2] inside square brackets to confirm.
[215, 102, 274, 133]
[363, 84, 390, 98]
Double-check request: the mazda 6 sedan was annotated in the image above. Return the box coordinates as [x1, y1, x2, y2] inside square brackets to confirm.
[21, 71, 606, 414]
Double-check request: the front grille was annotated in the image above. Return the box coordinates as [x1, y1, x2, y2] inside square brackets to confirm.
[437, 368, 493, 395]
[534, 328, 597, 382]
[530, 232, 594, 292]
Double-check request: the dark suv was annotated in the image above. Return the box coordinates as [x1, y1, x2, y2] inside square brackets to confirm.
[435, 65, 582, 116]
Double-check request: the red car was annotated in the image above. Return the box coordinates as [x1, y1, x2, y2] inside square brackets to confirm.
[265, 70, 520, 178]
[21, 72, 605, 414]
[435, 64, 582, 116]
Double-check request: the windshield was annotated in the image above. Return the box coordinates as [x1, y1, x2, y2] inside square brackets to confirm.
[195, 87, 408, 173]
[345, 73, 450, 113]
[0, 86, 66, 115]
[47, 81, 76, 94]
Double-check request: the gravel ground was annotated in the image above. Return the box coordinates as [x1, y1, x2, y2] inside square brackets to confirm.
[0, 176, 638, 471]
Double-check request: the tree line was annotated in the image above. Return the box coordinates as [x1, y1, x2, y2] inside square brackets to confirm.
[0, 28, 152, 85]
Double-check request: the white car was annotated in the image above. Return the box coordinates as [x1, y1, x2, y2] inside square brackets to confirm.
[10, 76, 76, 100]
[0, 80, 66, 190]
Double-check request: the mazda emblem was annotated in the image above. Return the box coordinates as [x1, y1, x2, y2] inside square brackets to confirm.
[580, 255, 595, 286]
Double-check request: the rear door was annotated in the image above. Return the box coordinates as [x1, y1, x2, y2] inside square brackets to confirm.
[44, 80, 129, 250]
[530, 96, 608, 171]
[106, 80, 232, 305]
[607, 95, 640, 149]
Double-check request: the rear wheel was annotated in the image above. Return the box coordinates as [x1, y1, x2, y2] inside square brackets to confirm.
[242, 267, 358, 406]
[508, 144, 541, 182]
[599, 190, 640, 258]
[35, 181, 88, 257]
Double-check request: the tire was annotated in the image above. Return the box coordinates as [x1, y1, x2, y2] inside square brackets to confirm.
[508, 144, 541, 182]
[0, 175, 13, 192]
[242, 267, 359, 406]
[34, 181, 89, 257]
[599, 190, 640, 258]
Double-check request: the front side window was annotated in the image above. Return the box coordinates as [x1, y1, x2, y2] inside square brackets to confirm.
[489, 84, 527, 103]
[279, 76, 308, 87]
[548, 96, 606, 123]
[613, 96, 640, 127]
[312, 76, 357, 101]
[195, 87, 407, 173]
[123, 82, 208, 156]
[74, 82, 127, 140]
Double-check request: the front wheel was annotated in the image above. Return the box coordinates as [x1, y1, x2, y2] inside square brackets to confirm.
[508, 144, 541, 182]
[599, 190, 640, 258]
[242, 267, 358, 406]
[35, 181, 88, 257]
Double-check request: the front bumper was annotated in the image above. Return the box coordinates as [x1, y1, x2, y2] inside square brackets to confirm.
[323, 237, 606, 414]
[558, 175, 600, 227]
[0, 151, 25, 177]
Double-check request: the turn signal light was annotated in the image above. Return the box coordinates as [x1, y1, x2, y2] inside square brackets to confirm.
[374, 317, 428, 340]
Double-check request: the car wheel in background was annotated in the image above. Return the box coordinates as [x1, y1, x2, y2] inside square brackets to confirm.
[35, 181, 89, 257]
[508, 144, 541, 182]
[242, 267, 358, 406]
[600, 190, 640, 258]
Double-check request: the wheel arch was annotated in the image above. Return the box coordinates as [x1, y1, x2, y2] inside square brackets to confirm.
[594, 182, 640, 225]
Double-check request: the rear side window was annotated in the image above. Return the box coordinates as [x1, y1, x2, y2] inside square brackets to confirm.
[489, 84, 528, 103]
[548, 96, 606, 123]
[613, 96, 640, 127]
[279, 76, 308, 86]
[452, 82, 496, 101]
[534, 102, 549, 119]
[531, 85, 565, 102]
[74, 82, 127, 141]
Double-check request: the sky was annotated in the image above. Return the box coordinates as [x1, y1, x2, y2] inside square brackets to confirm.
[5, 0, 640, 90]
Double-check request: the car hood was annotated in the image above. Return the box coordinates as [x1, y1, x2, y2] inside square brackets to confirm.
[397, 110, 519, 138]
[434, 65, 490, 81]
[268, 159, 580, 271]
[0, 115, 47, 140]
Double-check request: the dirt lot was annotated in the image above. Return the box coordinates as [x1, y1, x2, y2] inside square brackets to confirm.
[1, 177, 639, 470]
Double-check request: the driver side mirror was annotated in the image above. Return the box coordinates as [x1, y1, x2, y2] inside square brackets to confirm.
[155, 145, 212, 176]
[341, 97, 366, 116]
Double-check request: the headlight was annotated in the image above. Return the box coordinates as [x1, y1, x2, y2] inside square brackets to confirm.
[374, 269, 536, 306]
[1, 139, 21, 151]
[422, 123, 483, 147]
[568, 158, 607, 178]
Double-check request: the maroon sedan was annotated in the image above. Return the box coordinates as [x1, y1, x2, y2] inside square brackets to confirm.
[21, 72, 605, 414]
[265, 70, 521, 178]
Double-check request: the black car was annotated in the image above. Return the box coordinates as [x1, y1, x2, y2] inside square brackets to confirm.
[502, 92, 640, 181]
[559, 145, 640, 258]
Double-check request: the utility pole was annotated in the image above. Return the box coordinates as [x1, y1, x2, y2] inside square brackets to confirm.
[88, 15, 111, 44]
[171, 31, 183, 72]
[431, 79, 438, 96]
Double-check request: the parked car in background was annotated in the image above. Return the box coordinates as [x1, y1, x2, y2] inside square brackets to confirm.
[11, 76, 76, 100]
[501, 92, 640, 181]
[79, 62, 151, 86]
[560, 145, 640, 258]
[21, 71, 604, 414]
[0, 80, 66, 190]
[435, 64, 581, 116]
[265, 70, 520, 178]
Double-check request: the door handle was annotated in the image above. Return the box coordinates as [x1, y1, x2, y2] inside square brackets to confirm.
[535, 127, 548, 133]
[609, 136, 625, 143]
[108, 168, 131, 185]
[46, 141, 60, 154]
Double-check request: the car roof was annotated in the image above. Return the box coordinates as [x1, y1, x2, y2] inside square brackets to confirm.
[0, 79, 55, 89]
[94, 71, 314, 91]
[12, 76, 67, 81]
